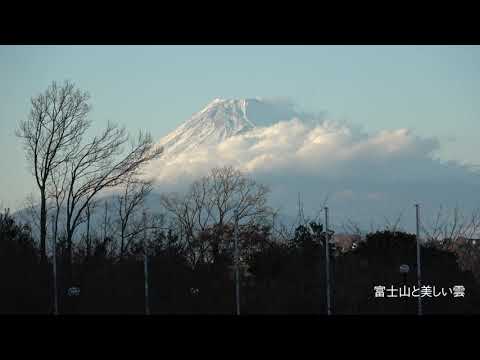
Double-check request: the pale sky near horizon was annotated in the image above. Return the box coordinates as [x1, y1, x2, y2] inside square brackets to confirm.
[1, 45, 479, 211]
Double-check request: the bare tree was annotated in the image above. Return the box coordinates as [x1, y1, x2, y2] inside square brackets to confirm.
[383, 210, 405, 235]
[83, 200, 97, 259]
[114, 174, 154, 259]
[62, 126, 162, 275]
[341, 218, 363, 236]
[419, 206, 480, 282]
[16, 81, 90, 262]
[422, 205, 480, 246]
[208, 166, 272, 226]
[161, 166, 274, 266]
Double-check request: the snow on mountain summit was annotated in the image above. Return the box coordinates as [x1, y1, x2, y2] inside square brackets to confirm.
[157, 98, 300, 158]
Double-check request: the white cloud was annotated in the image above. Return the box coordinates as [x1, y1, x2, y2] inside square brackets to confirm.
[146, 118, 480, 231]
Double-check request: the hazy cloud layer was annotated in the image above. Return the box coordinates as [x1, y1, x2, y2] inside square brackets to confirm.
[146, 118, 480, 232]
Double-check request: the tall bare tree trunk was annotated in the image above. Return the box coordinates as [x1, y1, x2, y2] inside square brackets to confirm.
[86, 205, 91, 260]
[66, 229, 73, 286]
[40, 188, 47, 264]
[120, 226, 125, 260]
[103, 201, 108, 242]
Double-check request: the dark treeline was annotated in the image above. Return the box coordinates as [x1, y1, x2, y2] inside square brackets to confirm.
[2, 209, 479, 315]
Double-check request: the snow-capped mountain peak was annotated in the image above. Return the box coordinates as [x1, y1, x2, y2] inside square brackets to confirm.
[157, 98, 299, 158]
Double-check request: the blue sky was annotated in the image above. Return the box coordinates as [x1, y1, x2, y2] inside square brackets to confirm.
[1, 45, 479, 211]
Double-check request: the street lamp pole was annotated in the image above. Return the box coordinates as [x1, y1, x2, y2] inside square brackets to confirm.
[50, 215, 58, 316]
[143, 211, 150, 316]
[415, 204, 423, 316]
[234, 209, 240, 316]
[324, 207, 331, 316]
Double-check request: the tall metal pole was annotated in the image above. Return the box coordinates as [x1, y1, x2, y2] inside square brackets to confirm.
[234, 209, 240, 315]
[143, 211, 150, 315]
[324, 207, 331, 315]
[51, 215, 58, 316]
[415, 204, 422, 316]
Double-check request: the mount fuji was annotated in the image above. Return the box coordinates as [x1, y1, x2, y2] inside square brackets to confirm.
[144, 97, 480, 233]
[155, 98, 307, 160]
